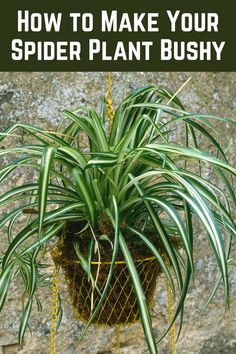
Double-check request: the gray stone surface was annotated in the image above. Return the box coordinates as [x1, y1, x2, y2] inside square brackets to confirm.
[0, 72, 235, 354]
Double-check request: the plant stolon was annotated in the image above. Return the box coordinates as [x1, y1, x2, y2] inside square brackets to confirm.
[49, 73, 177, 354]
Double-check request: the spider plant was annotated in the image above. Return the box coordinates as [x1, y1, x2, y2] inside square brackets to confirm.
[0, 85, 235, 354]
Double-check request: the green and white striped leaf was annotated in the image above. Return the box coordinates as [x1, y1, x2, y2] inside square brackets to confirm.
[38, 147, 55, 237]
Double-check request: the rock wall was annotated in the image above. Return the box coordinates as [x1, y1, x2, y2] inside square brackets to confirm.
[0, 72, 235, 354]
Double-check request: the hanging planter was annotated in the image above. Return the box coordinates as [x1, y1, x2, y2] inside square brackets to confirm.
[53, 241, 159, 326]
[51, 220, 179, 328]
[0, 79, 235, 354]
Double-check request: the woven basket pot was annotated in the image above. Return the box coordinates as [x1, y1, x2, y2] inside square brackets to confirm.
[52, 244, 159, 326]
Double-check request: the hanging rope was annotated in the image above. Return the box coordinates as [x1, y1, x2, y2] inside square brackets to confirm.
[164, 255, 177, 354]
[50, 229, 67, 354]
[106, 72, 115, 130]
[115, 325, 121, 354]
[50, 266, 60, 354]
